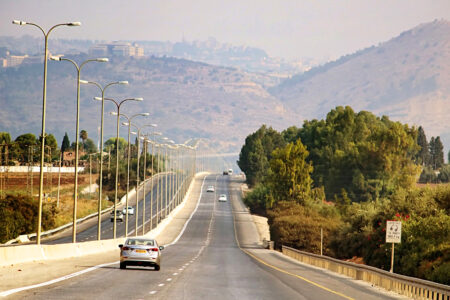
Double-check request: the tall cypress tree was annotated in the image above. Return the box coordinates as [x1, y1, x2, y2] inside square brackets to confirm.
[429, 136, 444, 169]
[61, 132, 70, 155]
[416, 126, 430, 166]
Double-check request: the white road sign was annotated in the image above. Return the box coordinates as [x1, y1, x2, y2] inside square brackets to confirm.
[386, 221, 402, 243]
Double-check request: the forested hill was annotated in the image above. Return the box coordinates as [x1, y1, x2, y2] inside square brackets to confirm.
[270, 19, 450, 150]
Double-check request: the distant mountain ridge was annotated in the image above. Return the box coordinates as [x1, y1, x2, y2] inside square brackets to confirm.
[271, 19, 450, 150]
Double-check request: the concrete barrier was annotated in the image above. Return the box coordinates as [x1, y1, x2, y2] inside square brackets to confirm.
[282, 245, 450, 300]
[0, 238, 128, 267]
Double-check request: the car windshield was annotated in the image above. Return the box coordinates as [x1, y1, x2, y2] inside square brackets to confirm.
[126, 239, 154, 246]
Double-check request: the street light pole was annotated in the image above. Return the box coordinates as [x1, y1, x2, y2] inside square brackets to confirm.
[12, 19, 81, 245]
[150, 130, 161, 231]
[50, 56, 108, 243]
[130, 124, 156, 235]
[103, 97, 144, 239]
[85, 80, 128, 240]
[119, 113, 149, 236]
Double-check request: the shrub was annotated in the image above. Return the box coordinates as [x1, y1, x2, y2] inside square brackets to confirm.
[267, 201, 342, 255]
[0, 193, 57, 243]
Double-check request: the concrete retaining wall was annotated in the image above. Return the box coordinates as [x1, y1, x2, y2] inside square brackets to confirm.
[0, 166, 84, 173]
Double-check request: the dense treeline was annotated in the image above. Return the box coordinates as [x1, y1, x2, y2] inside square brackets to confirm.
[238, 106, 450, 284]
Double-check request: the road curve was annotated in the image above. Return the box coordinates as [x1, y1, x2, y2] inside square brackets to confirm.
[5, 174, 404, 300]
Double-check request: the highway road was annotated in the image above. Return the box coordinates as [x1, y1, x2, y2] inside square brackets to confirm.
[7, 174, 404, 299]
[45, 174, 178, 244]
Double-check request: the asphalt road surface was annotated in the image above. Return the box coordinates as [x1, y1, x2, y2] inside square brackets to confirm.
[8, 174, 404, 300]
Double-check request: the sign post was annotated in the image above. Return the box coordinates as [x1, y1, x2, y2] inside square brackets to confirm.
[386, 220, 402, 273]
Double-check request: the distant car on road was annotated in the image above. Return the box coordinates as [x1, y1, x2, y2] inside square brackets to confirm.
[111, 210, 124, 222]
[218, 194, 227, 202]
[119, 238, 164, 270]
[223, 171, 228, 175]
[207, 185, 215, 192]
[122, 206, 135, 215]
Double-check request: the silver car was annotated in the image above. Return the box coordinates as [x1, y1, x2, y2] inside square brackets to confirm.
[119, 238, 164, 270]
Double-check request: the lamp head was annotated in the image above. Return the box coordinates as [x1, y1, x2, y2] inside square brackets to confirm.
[122, 122, 129, 126]
[119, 81, 129, 85]
[131, 131, 137, 135]
[67, 22, 81, 26]
[110, 112, 118, 116]
[133, 97, 143, 101]
[94, 97, 102, 101]
[12, 20, 27, 25]
[150, 123, 157, 127]
[49, 56, 62, 61]
[96, 58, 109, 62]
[79, 80, 89, 84]
[141, 113, 150, 116]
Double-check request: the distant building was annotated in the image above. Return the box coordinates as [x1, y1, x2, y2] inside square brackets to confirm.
[0, 51, 44, 68]
[5, 55, 28, 67]
[88, 42, 144, 57]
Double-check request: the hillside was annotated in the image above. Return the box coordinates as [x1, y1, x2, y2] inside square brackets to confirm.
[271, 19, 450, 150]
[0, 55, 296, 152]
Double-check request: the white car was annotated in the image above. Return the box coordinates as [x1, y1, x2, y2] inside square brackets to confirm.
[218, 194, 227, 202]
[119, 238, 164, 270]
[122, 206, 135, 215]
[207, 185, 215, 192]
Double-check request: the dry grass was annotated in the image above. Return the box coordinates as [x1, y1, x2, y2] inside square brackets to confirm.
[1, 173, 113, 228]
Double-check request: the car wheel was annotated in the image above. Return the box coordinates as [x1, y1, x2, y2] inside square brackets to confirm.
[120, 262, 126, 269]
[154, 265, 160, 271]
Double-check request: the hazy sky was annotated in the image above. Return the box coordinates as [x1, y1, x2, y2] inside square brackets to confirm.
[1, 0, 449, 60]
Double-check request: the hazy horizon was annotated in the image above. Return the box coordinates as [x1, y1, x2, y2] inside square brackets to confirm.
[1, 0, 449, 61]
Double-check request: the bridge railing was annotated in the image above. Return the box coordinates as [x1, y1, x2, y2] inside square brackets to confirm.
[282, 245, 450, 300]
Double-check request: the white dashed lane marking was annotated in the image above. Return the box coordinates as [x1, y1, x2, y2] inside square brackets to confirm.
[158, 283, 164, 287]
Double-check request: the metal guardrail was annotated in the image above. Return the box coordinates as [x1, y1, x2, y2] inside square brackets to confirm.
[282, 246, 449, 300]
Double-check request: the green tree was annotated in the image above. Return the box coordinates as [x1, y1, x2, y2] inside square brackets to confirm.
[14, 133, 37, 164]
[80, 130, 88, 150]
[0, 132, 12, 165]
[83, 138, 97, 154]
[298, 106, 420, 202]
[237, 125, 285, 186]
[266, 140, 313, 204]
[104, 137, 127, 155]
[281, 126, 301, 144]
[429, 136, 444, 170]
[61, 132, 70, 154]
[416, 126, 430, 166]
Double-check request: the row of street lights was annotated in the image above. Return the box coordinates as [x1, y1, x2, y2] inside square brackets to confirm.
[12, 19, 198, 244]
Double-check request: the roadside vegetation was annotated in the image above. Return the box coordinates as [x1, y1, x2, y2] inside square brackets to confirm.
[0, 130, 164, 243]
[238, 106, 450, 284]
